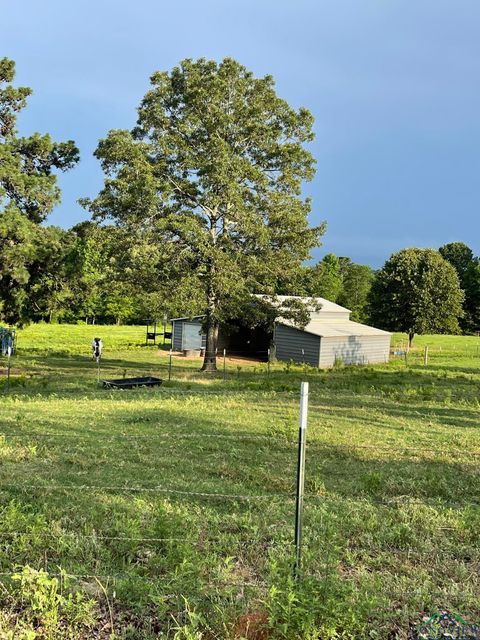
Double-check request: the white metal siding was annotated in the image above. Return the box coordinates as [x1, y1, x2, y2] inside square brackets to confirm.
[309, 310, 350, 321]
[274, 324, 320, 366]
[319, 335, 391, 368]
[182, 322, 203, 350]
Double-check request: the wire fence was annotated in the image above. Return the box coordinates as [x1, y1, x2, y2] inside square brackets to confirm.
[2, 338, 480, 637]
[1, 479, 479, 511]
[0, 385, 479, 635]
[2, 430, 480, 458]
[4, 347, 480, 412]
[88, 347, 321, 386]
[0, 483, 296, 500]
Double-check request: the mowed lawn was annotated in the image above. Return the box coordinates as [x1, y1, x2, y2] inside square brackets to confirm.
[0, 324, 479, 638]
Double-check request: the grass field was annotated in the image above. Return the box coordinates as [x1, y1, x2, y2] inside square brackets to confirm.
[0, 324, 479, 639]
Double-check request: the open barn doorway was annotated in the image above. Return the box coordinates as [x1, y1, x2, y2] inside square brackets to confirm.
[219, 323, 273, 361]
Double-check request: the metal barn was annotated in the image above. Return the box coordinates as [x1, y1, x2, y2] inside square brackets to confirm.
[170, 297, 391, 367]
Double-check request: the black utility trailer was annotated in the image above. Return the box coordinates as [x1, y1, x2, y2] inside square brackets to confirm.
[102, 376, 163, 389]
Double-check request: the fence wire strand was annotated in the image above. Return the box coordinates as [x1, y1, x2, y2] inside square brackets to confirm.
[0, 571, 267, 589]
[1, 482, 478, 511]
[0, 431, 296, 444]
[0, 482, 295, 501]
[1, 431, 479, 460]
[0, 530, 294, 546]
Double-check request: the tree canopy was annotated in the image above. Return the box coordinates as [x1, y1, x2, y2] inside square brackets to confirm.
[0, 57, 79, 324]
[463, 258, 480, 333]
[82, 57, 324, 369]
[304, 253, 343, 301]
[439, 242, 474, 281]
[369, 248, 464, 345]
[1, 57, 476, 341]
[337, 259, 373, 323]
[439, 242, 479, 332]
[0, 58, 78, 223]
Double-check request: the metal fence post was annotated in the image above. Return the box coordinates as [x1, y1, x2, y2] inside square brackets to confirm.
[424, 346, 429, 366]
[168, 349, 173, 381]
[267, 348, 270, 377]
[294, 381, 309, 582]
[223, 349, 226, 381]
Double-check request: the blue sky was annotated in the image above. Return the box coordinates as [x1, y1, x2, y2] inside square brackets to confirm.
[3, 0, 479, 266]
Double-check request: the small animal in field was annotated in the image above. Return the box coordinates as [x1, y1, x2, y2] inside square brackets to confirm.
[92, 338, 103, 363]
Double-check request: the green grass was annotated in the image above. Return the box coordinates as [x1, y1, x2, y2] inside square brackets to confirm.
[0, 325, 479, 638]
[16, 322, 151, 355]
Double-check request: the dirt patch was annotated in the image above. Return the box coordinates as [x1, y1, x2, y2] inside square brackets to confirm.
[233, 611, 270, 640]
[161, 351, 262, 365]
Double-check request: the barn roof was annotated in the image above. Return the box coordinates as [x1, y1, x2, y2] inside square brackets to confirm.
[170, 296, 352, 324]
[254, 295, 351, 314]
[171, 314, 390, 338]
[279, 319, 391, 338]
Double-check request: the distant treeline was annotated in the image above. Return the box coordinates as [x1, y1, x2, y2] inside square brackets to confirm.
[1, 213, 478, 337]
[0, 220, 200, 327]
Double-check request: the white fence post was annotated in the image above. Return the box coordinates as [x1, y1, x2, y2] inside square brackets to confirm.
[294, 381, 309, 581]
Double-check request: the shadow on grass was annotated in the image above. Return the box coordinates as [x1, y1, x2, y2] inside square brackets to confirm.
[309, 395, 479, 431]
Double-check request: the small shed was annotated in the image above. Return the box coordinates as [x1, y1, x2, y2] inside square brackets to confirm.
[171, 316, 206, 352]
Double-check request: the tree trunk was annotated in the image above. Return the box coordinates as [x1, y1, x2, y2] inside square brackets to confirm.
[408, 331, 414, 348]
[201, 213, 219, 372]
[201, 309, 218, 371]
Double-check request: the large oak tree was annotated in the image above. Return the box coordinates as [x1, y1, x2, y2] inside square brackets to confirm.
[82, 58, 324, 369]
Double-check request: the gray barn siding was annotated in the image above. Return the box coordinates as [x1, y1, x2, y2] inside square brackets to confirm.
[319, 335, 390, 368]
[274, 324, 320, 366]
[172, 320, 183, 351]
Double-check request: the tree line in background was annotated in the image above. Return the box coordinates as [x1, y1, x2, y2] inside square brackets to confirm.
[1, 56, 479, 352]
[2, 214, 478, 339]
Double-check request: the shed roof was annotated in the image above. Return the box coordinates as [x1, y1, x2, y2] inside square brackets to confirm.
[254, 294, 351, 314]
[170, 315, 204, 322]
[279, 319, 391, 338]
